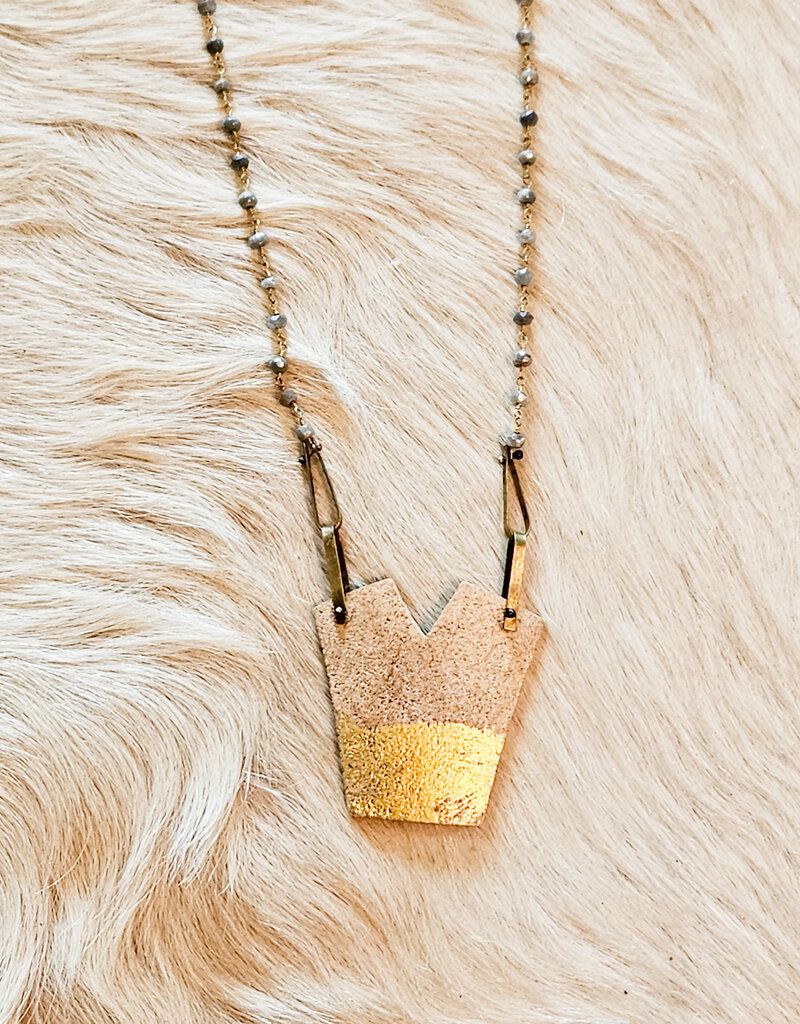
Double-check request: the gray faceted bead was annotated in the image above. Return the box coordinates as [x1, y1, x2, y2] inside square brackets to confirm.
[221, 115, 241, 134]
[260, 276, 280, 289]
[516, 28, 534, 45]
[266, 354, 288, 373]
[520, 68, 539, 86]
[507, 431, 526, 449]
[197, 0, 216, 13]
[517, 148, 536, 164]
[238, 190, 257, 209]
[267, 313, 287, 330]
[296, 423, 316, 441]
[279, 387, 298, 407]
[512, 388, 528, 405]
[513, 348, 533, 367]
[247, 230, 269, 248]
[518, 228, 536, 244]
[513, 267, 533, 286]
[517, 187, 536, 204]
[212, 77, 230, 94]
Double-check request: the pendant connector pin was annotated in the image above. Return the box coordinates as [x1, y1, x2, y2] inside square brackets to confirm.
[300, 439, 349, 623]
[501, 444, 530, 631]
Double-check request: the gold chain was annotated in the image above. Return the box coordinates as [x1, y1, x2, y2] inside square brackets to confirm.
[515, 2, 538, 435]
[200, 11, 308, 426]
[195, 0, 538, 624]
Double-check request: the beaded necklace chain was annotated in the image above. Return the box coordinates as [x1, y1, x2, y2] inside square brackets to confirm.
[194, 0, 538, 630]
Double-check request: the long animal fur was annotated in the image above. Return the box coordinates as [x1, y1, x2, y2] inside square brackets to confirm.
[0, 0, 798, 1021]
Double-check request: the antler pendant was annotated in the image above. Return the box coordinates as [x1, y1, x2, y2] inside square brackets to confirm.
[315, 579, 543, 826]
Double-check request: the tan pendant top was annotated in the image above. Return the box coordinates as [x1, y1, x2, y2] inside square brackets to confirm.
[315, 578, 542, 732]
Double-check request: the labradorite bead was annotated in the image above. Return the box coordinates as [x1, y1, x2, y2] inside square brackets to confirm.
[267, 313, 287, 330]
[516, 28, 533, 45]
[247, 230, 268, 248]
[520, 109, 538, 127]
[266, 355, 288, 373]
[507, 432, 526, 448]
[238, 190, 257, 209]
[517, 149, 536, 164]
[513, 310, 533, 325]
[279, 387, 298, 406]
[520, 68, 538, 86]
[260, 276, 279, 289]
[221, 115, 240, 134]
[512, 389, 528, 405]
[513, 267, 532, 286]
[197, 0, 216, 13]
[517, 187, 536, 204]
[231, 152, 249, 170]
[296, 423, 316, 441]
[513, 349, 533, 367]
[206, 38, 224, 54]
[212, 77, 230, 94]
[518, 228, 535, 244]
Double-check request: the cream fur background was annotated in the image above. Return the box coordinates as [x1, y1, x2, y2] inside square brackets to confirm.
[1, 0, 798, 1020]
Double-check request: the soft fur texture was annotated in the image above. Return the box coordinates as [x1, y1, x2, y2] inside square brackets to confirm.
[1, 0, 798, 1021]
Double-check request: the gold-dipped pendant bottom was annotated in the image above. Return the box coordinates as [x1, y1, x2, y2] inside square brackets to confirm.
[315, 578, 543, 826]
[336, 712, 505, 826]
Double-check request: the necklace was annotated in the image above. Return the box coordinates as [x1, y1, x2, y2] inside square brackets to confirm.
[195, 0, 543, 826]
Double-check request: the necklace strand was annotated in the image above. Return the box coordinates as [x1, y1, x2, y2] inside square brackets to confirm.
[195, 0, 538, 626]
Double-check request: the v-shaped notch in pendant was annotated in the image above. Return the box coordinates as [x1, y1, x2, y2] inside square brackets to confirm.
[315, 578, 543, 826]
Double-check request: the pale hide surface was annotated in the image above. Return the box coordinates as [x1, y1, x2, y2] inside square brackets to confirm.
[0, 0, 798, 1021]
